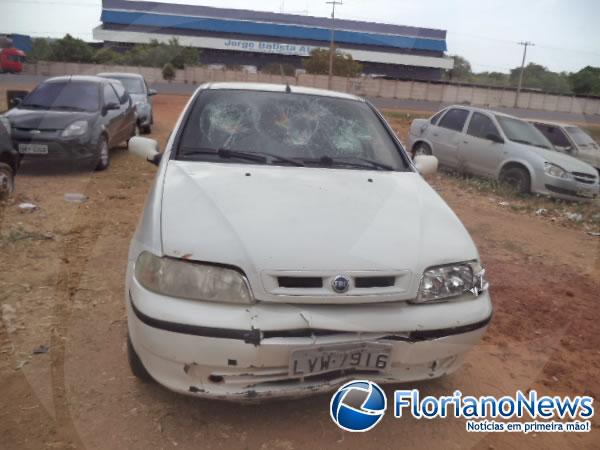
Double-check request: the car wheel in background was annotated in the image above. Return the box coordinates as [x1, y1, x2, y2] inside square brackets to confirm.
[127, 334, 153, 382]
[413, 142, 432, 158]
[500, 166, 530, 194]
[95, 136, 110, 171]
[0, 163, 15, 200]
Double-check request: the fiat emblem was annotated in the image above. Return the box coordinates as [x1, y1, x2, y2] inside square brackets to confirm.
[331, 275, 351, 293]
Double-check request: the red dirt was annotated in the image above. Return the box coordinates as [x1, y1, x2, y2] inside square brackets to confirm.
[1, 94, 598, 449]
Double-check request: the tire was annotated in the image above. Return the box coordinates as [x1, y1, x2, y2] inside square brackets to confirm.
[127, 334, 153, 382]
[413, 142, 432, 158]
[499, 166, 530, 194]
[0, 162, 15, 200]
[95, 136, 110, 171]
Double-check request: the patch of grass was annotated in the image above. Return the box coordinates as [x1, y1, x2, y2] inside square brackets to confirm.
[437, 169, 600, 230]
[382, 110, 430, 122]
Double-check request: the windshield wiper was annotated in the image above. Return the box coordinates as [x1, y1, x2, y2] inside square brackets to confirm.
[180, 147, 305, 166]
[21, 103, 49, 110]
[300, 155, 394, 171]
[52, 105, 88, 112]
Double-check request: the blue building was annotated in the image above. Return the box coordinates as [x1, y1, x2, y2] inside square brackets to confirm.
[94, 0, 453, 79]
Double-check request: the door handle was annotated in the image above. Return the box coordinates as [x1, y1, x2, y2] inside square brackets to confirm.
[463, 140, 469, 144]
[432, 133, 439, 137]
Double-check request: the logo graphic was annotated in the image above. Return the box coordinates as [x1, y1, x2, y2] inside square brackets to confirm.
[331, 275, 351, 293]
[330, 380, 387, 432]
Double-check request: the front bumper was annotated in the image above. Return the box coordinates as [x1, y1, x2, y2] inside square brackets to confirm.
[535, 173, 599, 201]
[12, 129, 97, 162]
[127, 276, 492, 401]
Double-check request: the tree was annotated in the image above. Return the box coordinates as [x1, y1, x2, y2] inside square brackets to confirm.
[445, 55, 472, 82]
[162, 63, 176, 82]
[509, 63, 571, 93]
[49, 34, 93, 63]
[303, 48, 362, 77]
[92, 47, 123, 65]
[29, 38, 53, 62]
[569, 66, 600, 95]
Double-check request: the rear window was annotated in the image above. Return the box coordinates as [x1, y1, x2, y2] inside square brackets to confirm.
[438, 108, 469, 132]
[565, 126, 595, 147]
[176, 89, 408, 171]
[21, 81, 100, 112]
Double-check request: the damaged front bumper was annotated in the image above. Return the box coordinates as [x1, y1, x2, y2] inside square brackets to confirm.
[127, 277, 492, 401]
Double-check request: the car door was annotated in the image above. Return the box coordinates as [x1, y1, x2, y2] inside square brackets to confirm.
[428, 108, 470, 168]
[111, 81, 136, 139]
[460, 112, 505, 177]
[102, 83, 123, 147]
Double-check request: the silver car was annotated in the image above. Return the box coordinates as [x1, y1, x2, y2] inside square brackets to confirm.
[97, 72, 157, 134]
[407, 105, 600, 201]
[529, 120, 600, 172]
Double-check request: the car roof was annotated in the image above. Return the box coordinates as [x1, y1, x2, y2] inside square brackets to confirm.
[442, 104, 526, 121]
[203, 82, 365, 102]
[525, 119, 576, 128]
[97, 72, 145, 79]
[44, 75, 111, 84]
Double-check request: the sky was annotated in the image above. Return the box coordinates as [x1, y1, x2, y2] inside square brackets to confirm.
[1, 0, 599, 73]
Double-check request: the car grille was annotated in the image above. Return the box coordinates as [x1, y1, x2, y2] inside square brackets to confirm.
[572, 172, 597, 184]
[277, 275, 396, 289]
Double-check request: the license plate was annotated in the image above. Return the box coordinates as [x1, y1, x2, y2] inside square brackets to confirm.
[19, 143, 48, 154]
[289, 343, 391, 377]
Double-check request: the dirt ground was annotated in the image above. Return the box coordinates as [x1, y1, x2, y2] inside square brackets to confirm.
[1, 94, 599, 450]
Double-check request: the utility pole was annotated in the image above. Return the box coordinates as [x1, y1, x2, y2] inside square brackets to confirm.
[326, 0, 342, 89]
[514, 41, 534, 108]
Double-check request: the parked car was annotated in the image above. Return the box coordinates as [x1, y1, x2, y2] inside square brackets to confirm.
[97, 72, 156, 134]
[125, 83, 491, 400]
[529, 120, 600, 172]
[4, 75, 137, 171]
[408, 105, 600, 201]
[0, 115, 19, 199]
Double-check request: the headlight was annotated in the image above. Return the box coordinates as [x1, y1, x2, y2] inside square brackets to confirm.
[414, 261, 488, 303]
[0, 116, 11, 137]
[61, 120, 88, 138]
[544, 162, 571, 179]
[134, 251, 253, 304]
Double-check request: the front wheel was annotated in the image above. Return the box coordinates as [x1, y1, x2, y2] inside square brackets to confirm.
[95, 136, 110, 171]
[0, 162, 15, 200]
[499, 167, 530, 194]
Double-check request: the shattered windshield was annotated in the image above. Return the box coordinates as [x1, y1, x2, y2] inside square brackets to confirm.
[176, 89, 408, 170]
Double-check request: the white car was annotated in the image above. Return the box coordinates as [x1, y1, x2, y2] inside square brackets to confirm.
[529, 120, 600, 172]
[408, 106, 599, 201]
[126, 83, 491, 400]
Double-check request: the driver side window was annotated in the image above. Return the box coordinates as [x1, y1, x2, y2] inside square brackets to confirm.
[103, 84, 119, 106]
[467, 113, 500, 140]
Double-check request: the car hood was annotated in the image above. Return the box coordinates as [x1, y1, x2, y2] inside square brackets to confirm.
[160, 161, 479, 299]
[5, 107, 96, 130]
[520, 143, 597, 174]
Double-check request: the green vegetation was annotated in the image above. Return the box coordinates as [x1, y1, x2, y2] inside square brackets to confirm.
[29, 35, 200, 69]
[162, 63, 176, 81]
[303, 48, 362, 77]
[445, 55, 600, 96]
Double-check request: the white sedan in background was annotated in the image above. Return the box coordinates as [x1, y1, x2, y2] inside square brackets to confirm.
[126, 83, 491, 400]
[408, 105, 599, 201]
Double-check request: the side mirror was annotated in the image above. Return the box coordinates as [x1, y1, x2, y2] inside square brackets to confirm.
[103, 102, 120, 114]
[148, 88, 157, 97]
[486, 133, 504, 144]
[129, 136, 162, 166]
[414, 154, 438, 175]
